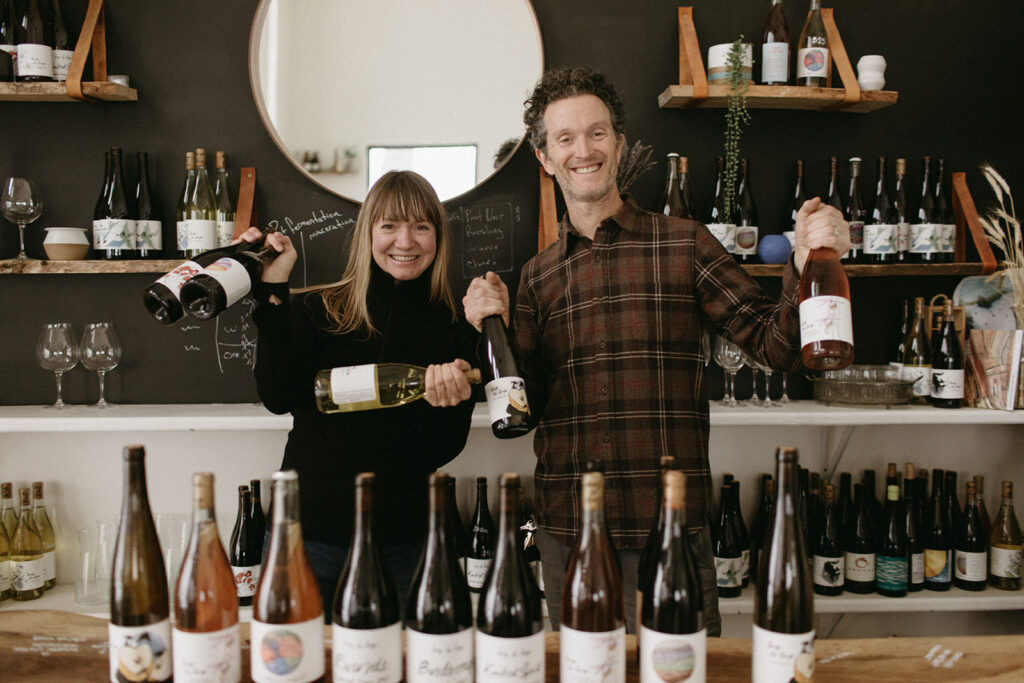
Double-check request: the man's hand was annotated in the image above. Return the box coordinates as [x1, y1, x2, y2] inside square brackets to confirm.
[463, 271, 509, 331]
[424, 358, 473, 407]
[793, 197, 851, 274]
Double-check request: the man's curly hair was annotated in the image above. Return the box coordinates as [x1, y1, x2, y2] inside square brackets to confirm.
[524, 67, 626, 154]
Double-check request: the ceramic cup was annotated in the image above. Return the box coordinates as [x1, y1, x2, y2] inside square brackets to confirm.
[43, 227, 90, 260]
[856, 55, 886, 90]
[108, 74, 130, 87]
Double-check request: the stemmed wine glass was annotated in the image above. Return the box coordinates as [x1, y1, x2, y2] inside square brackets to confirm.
[1, 177, 43, 259]
[713, 335, 745, 407]
[36, 323, 78, 409]
[754, 359, 780, 408]
[79, 323, 122, 408]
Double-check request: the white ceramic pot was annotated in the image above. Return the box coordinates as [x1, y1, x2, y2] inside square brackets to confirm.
[856, 55, 886, 90]
[43, 227, 90, 260]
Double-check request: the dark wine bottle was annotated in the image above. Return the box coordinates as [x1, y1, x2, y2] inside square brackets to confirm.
[797, 467, 810, 549]
[103, 147, 138, 260]
[975, 475, 992, 541]
[945, 471, 962, 538]
[678, 156, 697, 220]
[706, 156, 737, 255]
[931, 298, 964, 408]
[844, 157, 865, 263]
[0, 0, 16, 79]
[904, 464, 925, 592]
[735, 158, 760, 263]
[14, 0, 52, 82]
[760, 0, 790, 85]
[910, 156, 941, 263]
[812, 483, 844, 596]
[862, 469, 883, 542]
[228, 485, 260, 607]
[798, 239, 854, 370]
[837, 473, 854, 540]
[923, 468, 952, 591]
[176, 151, 197, 257]
[91, 150, 111, 256]
[142, 243, 238, 324]
[446, 476, 469, 577]
[517, 486, 544, 603]
[659, 152, 685, 217]
[825, 157, 846, 261]
[249, 478, 267, 562]
[480, 314, 531, 438]
[753, 447, 814, 682]
[988, 480, 1023, 591]
[179, 234, 272, 319]
[901, 297, 932, 405]
[750, 473, 773, 585]
[844, 483, 875, 594]
[914, 469, 929, 548]
[467, 476, 497, 611]
[713, 483, 745, 597]
[787, 160, 807, 236]
[332, 473, 402, 681]
[875, 464, 908, 598]
[893, 158, 911, 261]
[934, 158, 955, 263]
[954, 480, 988, 591]
[0, 502, 9, 601]
[135, 152, 163, 259]
[109, 446, 172, 683]
[890, 297, 911, 375]
[50, 0, 73, 81]
[865, 156, 898, 263]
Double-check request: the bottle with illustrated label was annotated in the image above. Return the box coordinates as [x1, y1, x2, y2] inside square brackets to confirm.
[176, 151, 196, 257]
[844, 157, 865, 263]
[911, 156, 941, 263]
[735, 158, 760, 263]
[142, 244, 244, 324]
[174, 473, 241, 683]
[480, 312, 531, 438]
[760, 0, 790, 85]
[405, 473, 473, 683]
[1, 482, 17, 538]
[517, 487, 544, 605]
[30, 482, 55, 590]
[904, 464, 925, 592]
[332, 473, 402, 683]
[713, 483, 749, 597]
[467, 476, 497, 609]
[135, 152, 162, 259]
[476, 473, 544, 683]
[795, 0, 828, 87]
[639, 456, 679, 637]
[103, 146, 138, 260]
[678, 156, 697, 220]
[250, 478, 267, 560]
[314, 362, 481, 414]
[901, 297, 932, 404]
[92, 150, 111, 254]
[179, 232, 271, 319]
[447, 477, 469, 576]
[10, 487, 44, 601]
[0, 0, 16, 75]
[641, 470, 705, 683]
[934, 158, 955, 263]
[228, 486, 260, 607]
[923, 469, 951, 591]
[213, 151, 237, 247]
[251, 470, 324, 683]
[562, 471, 625, 683]
[954, 481, 988, 591]
[15, 0, 53, 82]
[0, 516, 10, 601]
[754, 448, 814, 683]
[183, 148, 218, 258]
[875, 464, 908, 598]
[659, 153, 685, 218]
[51, 0, 73, 81]
[811, 483, 843, 596]
[890, 298, 910, 375]
[109, 446, 172, 683]
[989, 481, 1022, 591]
[844, 484, 875, 594]
[797, 234, 854, 370]
[866, 156, 897, 263]
[706, 156, 736, 254]
[930, 299, 964, 408]
[893, 158, 911, 261]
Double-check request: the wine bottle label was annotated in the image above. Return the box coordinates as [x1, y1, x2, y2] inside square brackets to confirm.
[330, 364, 378, 405]
[741, 548, 751, 582]
[911, 552, 925, 585]
[714, 554, 744, 589]
[485, 376, 531, 426]
[136, 220, 163, 250]
[798, 295, 854, 346]
[12, 557, 45, 591]
[954, 550, 987, 581]
[15, 43, 53, 79]
[154, 260, 204, 301]
[172, 624, 241, 683]
[250, 615, 325, 683]
[863, 224, 896, 254]
[231, 563, 262, 597]
[761, 43, 789, 83]
[931, 369, 964, 400]
[108, 619, 173, 683]
[176, 221, 189, 251]
[560, 625, 625, 683]
[901, 364, 932, 398]
[93, 218, 109, 249]
[940, 224, 957, 254]
[43, 549, 55, 581]
[200, 257, 254, 308]
[796, 46, 828, 80]
[848, 221, 864, 249]
[735, 225, 759, 255]
[751, 624, 814, 683]
[876, 555, 908, 591]
[331, 621, 402, 683]
[844, 551, 875, 582]
[217, 220, 236, 248]
[924, 548, 951, 584]
[466, 556, 492, 590]
[909, 224, 940, 254]
[639, 626, 706, 683]
[53, 49, 73, 81]
[990, 546, 1023, 579]
[0, 559, 11, 591]
[475, 630, 545, 683]
[104, 218, 138, 249]
[705, 223, 736, 253]
[185, 219, 218, 251]
[405, 628, 474, 683]
[812, 554, 844, 587]
[896, 222, 911, 252]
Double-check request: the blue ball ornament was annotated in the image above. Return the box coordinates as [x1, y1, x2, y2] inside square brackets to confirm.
[758, 234, 792, 264]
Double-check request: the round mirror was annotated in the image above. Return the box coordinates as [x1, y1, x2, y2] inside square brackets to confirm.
[250, 0, 544, 203]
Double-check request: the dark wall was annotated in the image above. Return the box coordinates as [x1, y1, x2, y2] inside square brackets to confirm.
[1, 0, 1021, 405]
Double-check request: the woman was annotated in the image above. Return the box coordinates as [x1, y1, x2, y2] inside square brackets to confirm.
[246, 171, 477, 618]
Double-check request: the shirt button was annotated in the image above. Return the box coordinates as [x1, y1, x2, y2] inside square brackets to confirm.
[599, 342, 606, 350]
[603, 433, 611, 443]
[601, 386, 608, 395]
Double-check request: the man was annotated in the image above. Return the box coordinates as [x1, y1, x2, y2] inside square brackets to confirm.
[463, 67, 850, 635]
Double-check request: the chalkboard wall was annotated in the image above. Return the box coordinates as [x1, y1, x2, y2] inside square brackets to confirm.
[0, 0, 1021, 405]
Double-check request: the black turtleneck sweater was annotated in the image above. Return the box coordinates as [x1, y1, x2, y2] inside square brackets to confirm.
[253, 263, 478, 546]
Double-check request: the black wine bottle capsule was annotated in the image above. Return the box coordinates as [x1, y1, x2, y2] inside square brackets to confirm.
[479, 314, 531, 438]
[249, 478, 266, 561]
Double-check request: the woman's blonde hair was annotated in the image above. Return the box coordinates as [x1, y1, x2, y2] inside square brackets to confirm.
[309, 170, 457, 335]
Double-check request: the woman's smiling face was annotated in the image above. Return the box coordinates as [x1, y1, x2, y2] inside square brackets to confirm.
[371, 216, 437, 280]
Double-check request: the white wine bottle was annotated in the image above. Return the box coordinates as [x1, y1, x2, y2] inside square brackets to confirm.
[214, 151, 237, 247]
[314, 362, 481, 414]
[30, 482, 55, 590]
[176, 151, 196, 257]
[179, 235, 272, 320]
[10, 487, 44, 601]
[0, 481, 17, 538]
[184, 148, 219, 258]
[0, 517, 10, 601]
[989, 481, 1022, 591]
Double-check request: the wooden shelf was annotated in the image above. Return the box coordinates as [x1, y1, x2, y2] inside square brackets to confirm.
[0, 258, 177, 274]
[658, 84, 897, 112]
[745, 263, 986, 278]
[0, 81, 136, 102]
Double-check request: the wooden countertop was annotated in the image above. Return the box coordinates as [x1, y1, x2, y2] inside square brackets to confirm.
[3, 610, 1022, 681]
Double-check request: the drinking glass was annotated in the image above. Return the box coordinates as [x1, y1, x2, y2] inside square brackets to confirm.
[75, 526, 109, 605]
[754, 360, 780, 408]
[36, 323, 78, 408]
[79, 322, 122, 408]
[713, 335, 745, 407]
[780, 372, 792, 404]
[1, 177, 43, 259]
[741, 352, 763, 406]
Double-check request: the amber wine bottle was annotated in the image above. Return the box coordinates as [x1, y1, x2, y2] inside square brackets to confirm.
[315, 362, 481, 413]
[988, 481, 1023, 591]
[173, 473, 241, 682]
[109, 446, 172, 683]
[10, 487, 45, 602]
[798, 240, 854, 370]
[30, 482, 55, 590]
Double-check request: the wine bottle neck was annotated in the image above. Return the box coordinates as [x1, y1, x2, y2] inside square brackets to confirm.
[271, 473, 300, 527]
[496, 483, 521, 560]
[352, 481, 375, 549]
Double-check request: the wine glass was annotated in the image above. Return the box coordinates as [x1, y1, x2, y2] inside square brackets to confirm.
[36, 323, 78, 409]
[79, 322, 122, 408]
[780, 372, 792, 404]
[741, 351, 763, 406]
[754, 360, 780, 408]
[1, 177, 43, 259]
[713, 335, 745, 407]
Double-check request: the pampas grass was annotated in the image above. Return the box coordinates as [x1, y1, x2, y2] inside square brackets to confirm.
[616, 139, 657, 194]
[978, 163, 1024, 327]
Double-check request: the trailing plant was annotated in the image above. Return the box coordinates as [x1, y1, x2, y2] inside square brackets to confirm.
[723, 37, 751, 219]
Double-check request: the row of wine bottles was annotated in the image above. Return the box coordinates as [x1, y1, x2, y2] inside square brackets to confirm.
[0, 0, 76, 83]
[0, 481, 56, 601]
[896, 297, 964, 406]
[659, 153, 957, 264]
[226, 478, 266, 607]
[757, 0, 831, 88]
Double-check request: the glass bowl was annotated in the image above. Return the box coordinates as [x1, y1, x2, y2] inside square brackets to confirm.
[812, 364, 913, 405]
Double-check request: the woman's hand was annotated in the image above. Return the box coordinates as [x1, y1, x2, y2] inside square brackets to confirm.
[235, 227, 297, 283]
[424, 358, 473, 407]
[463, 271, 509, 331]
[793, 197, 851, 274]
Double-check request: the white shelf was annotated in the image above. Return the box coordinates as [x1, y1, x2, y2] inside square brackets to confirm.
[718, 584, 1024, 615]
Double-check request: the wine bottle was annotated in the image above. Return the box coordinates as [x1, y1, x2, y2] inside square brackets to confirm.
[250, 478, 267, 560]
[945, 471, 962, 536]
[914, 469, 929, 549]
[638, 457, 676, 651]
[678, 156, 697, 220]
[467, 476, 497, 610]
[476, 473, 544, 683]
[796, 468, 809, 547]
[735, 158, 760, 264]
[251, 470, 324, 683]
[875, 464, 908, 598]
[954, 480, 988, 591]
[798, 243, 854, 370]
[909, 156, 939, 263]
[659, 153, 685, 217]
[447, 476, 469, 576]
[103, 146, 138, 260]
[0, 0, 16, 77]
[757, 478, 777, 573]
[931, 298, 964, 408]
[92, 150, 112, 255]
[844, 483, 875, 594]
[750, 474, 773, 585]
[480, 313, 531, 438]
[889, 297, 910, 375]
[15, 0, 53, 82]
[517, 486, 544, 603]
[811, 483, 844, 596]
[178, 232, 275, 319]
[713, 483, 744, 598]
[213, 151, 237, 247]
[844, 157, 865, 263]
[824, 157, 846, 260]
[135, 152, 163, 259]
[176, 151, 196, 257]
[865, 156, 897, 263]
[0, 482, 17, 539]
[760, 0, 790, 85]
[109, 446, 172, 683]
[183, 148, 218, 258]
[923, 468, 951, 591]
[732, 481, 752, 587]
[405, 473, 474, 683]
[706, 156, 737, 255]
[862, 469, 883, 542]
[901, 297, 932, 405]
[795, 0, 828, 87]
[934, 158, 956, 263]
[10, 487, 45, 601]
[787, 160, 806, 235]
[332, 473, 402, 683]
[561, 471, 625, 683]
[975, 475, 992, 540]
[173, 472, 241, 683]
[640, 470, 705, 683]
[228, 486, 260, 607]
[30, 482, 55, 590]
[893, 158, 911, 261]
[753, 447, 814, 683]
[808, 472, 822, 535]
[0, 514, 10, 601]
[142, 243, 239, 325]
[314, 362, 481, 414]
[904, 464, 925, 592]
[50, 0, 73, 81]
[988, 481, 1022, 591]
